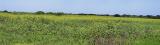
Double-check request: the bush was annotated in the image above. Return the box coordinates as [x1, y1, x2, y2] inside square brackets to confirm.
[35, 11, 45, 14]
[46, 12, 54, 15]
[113, 14, 121, 17]
[146, 15, 153, 18]
[3, 10, 9, 13]
[121, 14, 130, 17]
[156, 15, 160, 18]
[55, 12, 65, 16]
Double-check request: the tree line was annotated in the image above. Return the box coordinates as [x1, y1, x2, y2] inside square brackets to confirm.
[0, 10, 160, 19]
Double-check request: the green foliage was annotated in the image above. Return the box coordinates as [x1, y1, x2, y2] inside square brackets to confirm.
[121, 14, 130, 17]
[54, 12, 65, 16]
[113, 14, 121, 17]
[0, 10, 9, 13]
[3, 10, 9, 13]
[46, 12, 54, 15]
[0, 13, 160, 45]
[35, 11, 45, 14]
[1, 10, 160, 19]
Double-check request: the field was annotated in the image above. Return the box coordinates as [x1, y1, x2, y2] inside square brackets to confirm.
[0, 13, 160, 45]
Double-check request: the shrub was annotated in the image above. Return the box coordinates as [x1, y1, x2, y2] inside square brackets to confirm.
[146, 15, 153, 18]
[35, 11, 45, 14]
[3, 10, 9, 13]
[121, 14, 130, 17]
[46, 12, 54, 15]
[113, 14, 121, 17]
[55, 12, 65, 16]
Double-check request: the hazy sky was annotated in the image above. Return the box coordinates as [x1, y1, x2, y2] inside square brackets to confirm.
[0, 0, 160, 15]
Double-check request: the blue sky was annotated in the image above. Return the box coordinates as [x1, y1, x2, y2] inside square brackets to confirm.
[0, 0, 160, 15]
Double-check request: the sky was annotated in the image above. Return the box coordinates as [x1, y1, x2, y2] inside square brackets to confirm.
[0, 0, 160, 15]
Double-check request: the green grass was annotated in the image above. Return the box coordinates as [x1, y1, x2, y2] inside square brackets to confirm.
[0, 13, 160, 45]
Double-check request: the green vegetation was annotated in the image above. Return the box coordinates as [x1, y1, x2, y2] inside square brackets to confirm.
[0, 13, 160, 45]
[1, 10, 160, 19]
[35, 11, 45, 14]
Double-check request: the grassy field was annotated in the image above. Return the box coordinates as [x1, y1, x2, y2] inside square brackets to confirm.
[0, 13, 160, 45]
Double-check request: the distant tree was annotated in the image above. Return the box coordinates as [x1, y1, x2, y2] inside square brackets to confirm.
[77, 13, 87, 15]
[155, 15, 160, 19]
[77, 13, 97, 15]
[105, 14, 110, 16]
[131, 15, 138, 17]
[55, 12, 65, 16]
[35, 11, 45, 14]
[86, 14, 97, 15]
[139, 15, 144, 17]
[146, 15, 153, 18]
[46, 12, 54, 14]
[156, 15, 160, 17]
[3, 10, 9, 13]
[65, 13, 73, 15]
[100, 14, 110, 16]
[113, 14, 121, 17]
[158, 15, 160, 18]
[121, 14, 130, 17]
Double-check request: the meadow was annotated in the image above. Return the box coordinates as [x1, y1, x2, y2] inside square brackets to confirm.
[0, 13, 160, 45]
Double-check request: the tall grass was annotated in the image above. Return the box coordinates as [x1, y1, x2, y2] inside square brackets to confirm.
[0, 13, 160, 45]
